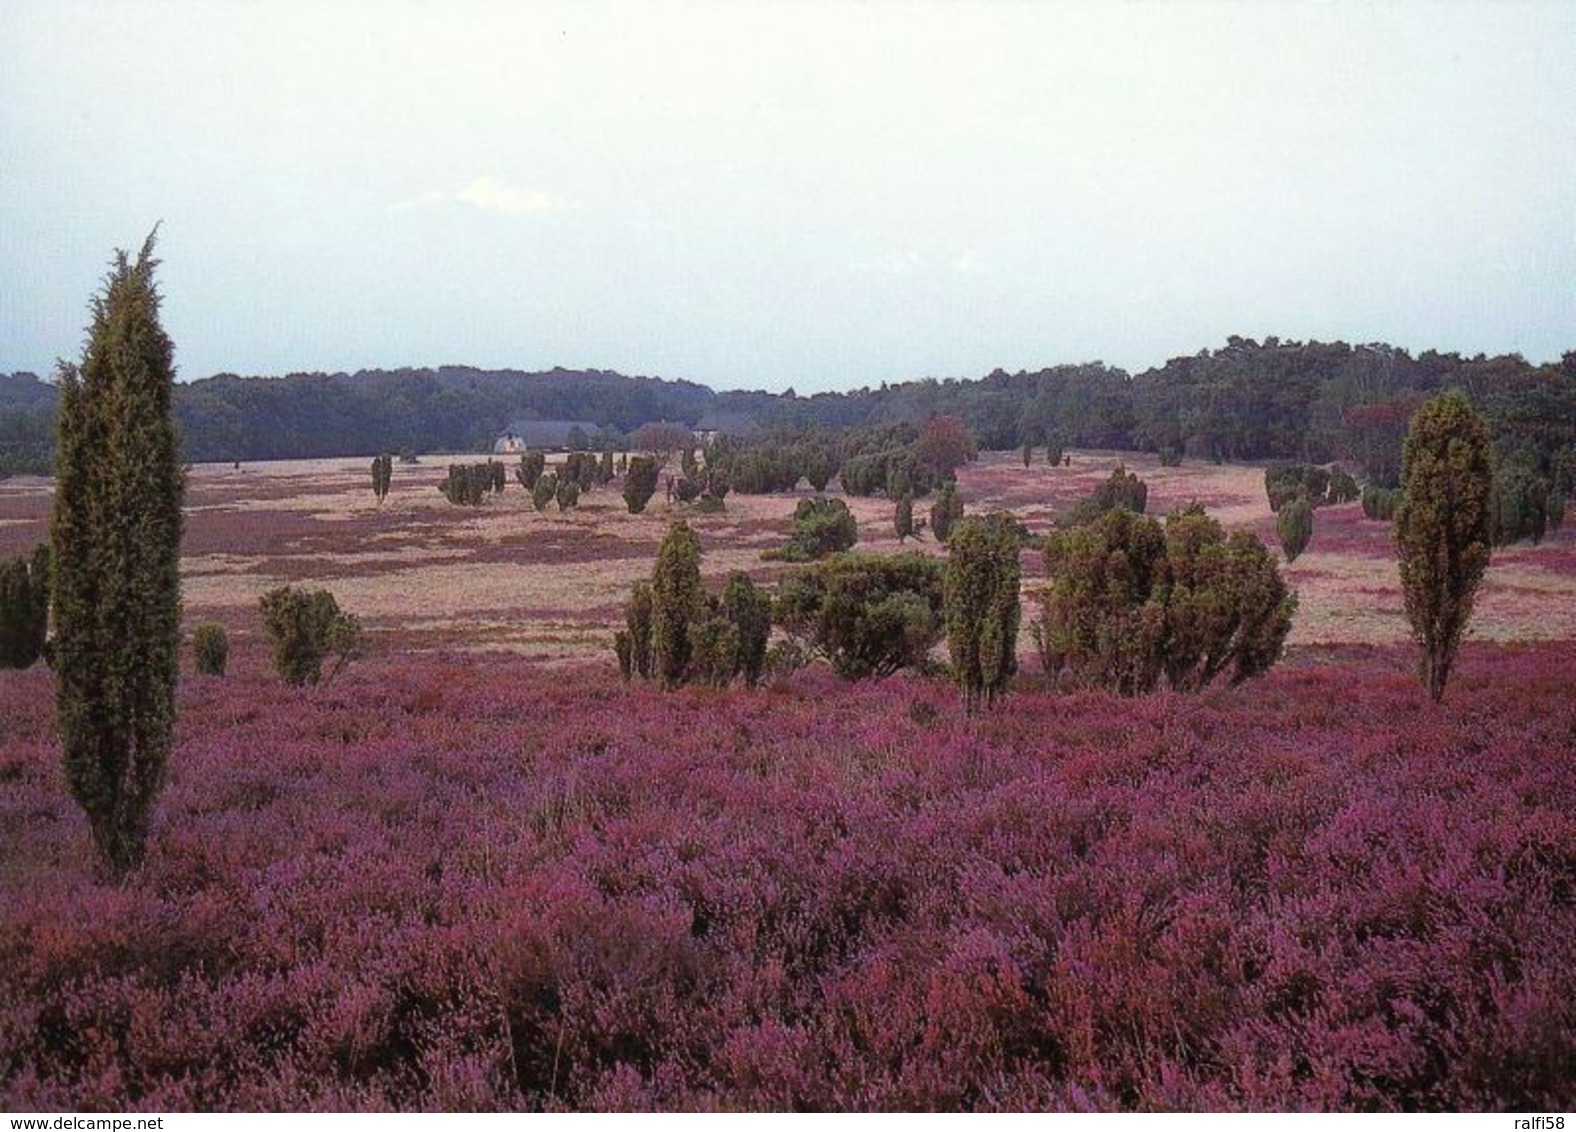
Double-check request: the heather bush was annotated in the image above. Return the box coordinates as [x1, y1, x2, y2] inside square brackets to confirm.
[1, 646, 1574, 1110]
[1396, 390, 1493, 703]
[774, 552, 946, 680]
[1036, 506, 1294, 694]
[929, 482, 964, 544]
[1061, 463, 1146, 527]
[766, 497, 859, 562]
[1277, 494, 1314, 562]
[191, 621, 228, 676]
[0, 545, 48, 670]
[515, 450, 546, 491]
[944, 512, 1021, 711]
[259, 586, 362, 687]
[624, 456, 660, 514]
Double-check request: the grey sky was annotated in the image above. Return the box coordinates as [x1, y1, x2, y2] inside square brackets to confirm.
[2, 1, 1572, 392]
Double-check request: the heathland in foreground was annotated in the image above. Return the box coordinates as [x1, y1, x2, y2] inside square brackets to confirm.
[2, 645, 1573, 1109]
[1, 452, 1574, 1110]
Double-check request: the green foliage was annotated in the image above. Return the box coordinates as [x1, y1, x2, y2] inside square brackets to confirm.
[370, 453, 393, 502]
[52, 233, 185, 875]
[624, 456, 660, 514]
[1491, 459, 1549, 547]
[1158, 444, 1183, 467]
[774, 552, 946, 680]
[944, 513, 1021, 711]
[929, 482, 964, 543]
[259, 586, 362, 687]
[765, 497, 859, 562]
[555, 478, 580, 512]
[515, 451, 546, 491]
[722, 571, 772, 689]
[1277, 495, 1314, 562]
[0, 545, 49, 670]
[532, 472, 558, 512]
[439, 463, 495, 506]
[599, 449, 615, 484]
[1362, 484, 1403, 521]
[894, 493, 915, 542]
[1328, 470, 1360, 504]
[621, 581, 655, 681]
[562, 451, 600, 491]
[1062, 463, 1147, 527]
[1396, 390, 1494, 703]
[652, 522, 706, 690]
[1044, 434, 1065, 467]
[1549, 491, 1566, 533]
[191, 621, 228, 676]
[1035, 506, 1294, 695]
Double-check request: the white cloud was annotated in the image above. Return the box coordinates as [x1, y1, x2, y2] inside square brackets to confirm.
[389, 177, 575, 216]
[455, 176, 574, 216]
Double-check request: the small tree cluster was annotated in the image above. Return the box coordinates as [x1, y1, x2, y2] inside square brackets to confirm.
[191, 621, 228, 676]
[1362, 484, 1403, 521]
[774, 552, 946, 681]
[614, 523, 771, 689]
[929, 482, 964, 543]
[259, 586, 362, 687]
[561, 451, 607, 491]
[624, 456, 661, 514]
[944, 513, 1021, 711]
[766, 497, 859, 561]
[1276, 495, 1314, 563]
[515, 451, 547, 491]
[439, 462, 502, 506]
[1491, 457, 1549, 547]
[1034, 506, 1295, 695]
[370, 453, 393, 503]
[1264, 464, 1359, 511]
[1061, 464, 1147, 527]
[0, 544, 49, 669]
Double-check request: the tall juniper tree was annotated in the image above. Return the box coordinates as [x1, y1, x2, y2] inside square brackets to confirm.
[1395, 390, 1494, 703]
[52, 232, 185, 875]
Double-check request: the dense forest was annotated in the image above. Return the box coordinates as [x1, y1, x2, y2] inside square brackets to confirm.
[3, 339, 1574, 491]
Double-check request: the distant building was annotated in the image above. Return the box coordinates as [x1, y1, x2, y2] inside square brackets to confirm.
[494, 419, 600, 453]
[692, 411, 760, 445]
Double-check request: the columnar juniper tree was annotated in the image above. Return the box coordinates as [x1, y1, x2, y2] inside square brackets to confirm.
[1395, 390, 1494, 703]
[945, 512, 1021, 712]
[52, 232, 185, 875]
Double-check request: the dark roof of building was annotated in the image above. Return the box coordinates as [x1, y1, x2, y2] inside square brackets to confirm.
[693, 411, 760, 436]
[496, 419, 600, 449]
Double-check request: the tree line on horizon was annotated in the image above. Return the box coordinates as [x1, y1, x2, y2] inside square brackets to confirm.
[3, 339, 1574, 485]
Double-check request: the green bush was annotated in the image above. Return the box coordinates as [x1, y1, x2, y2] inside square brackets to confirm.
[191, 621, 229, 676]
[929, 482, 964, 543]
[652, 522, 705, 689]
[774, 552, 946, 680]
[1035, 506, 1294, 694]
[944, 512, 1021, 711]
[722, 571, 772, 689]
[624, 456, 660, 514]
[0, 544, 49, 670]
[1158, 445, 1183, 467]
[1277, 495, 1314, 563]
[1061, 464, 1147, 527]
[767, 497, 859, 562]
[532, 472, 558, 512]
[894, 493, 915, 542]
[370, 453, 393, 502]
[1491, 460, 1549, 547]
[259, 586, 362, 687]
[555, 479, 580, 512]
[1362, 484, 1403, 521]
[515, 451, 546, 491]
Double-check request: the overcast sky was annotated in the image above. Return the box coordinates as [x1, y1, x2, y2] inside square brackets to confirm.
[2, 1, 1572, 392]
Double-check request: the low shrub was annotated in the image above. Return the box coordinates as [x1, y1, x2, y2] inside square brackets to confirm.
[191, 621, 229, 676]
